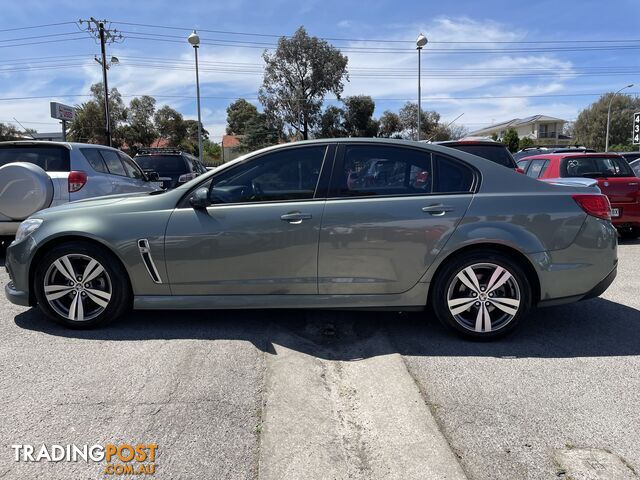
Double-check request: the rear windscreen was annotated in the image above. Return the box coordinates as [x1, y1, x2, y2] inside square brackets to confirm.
[135, 155, 187, 174]
[561, 156, 633, 178]
[447, 144, 517, 168]
[0, 145, 70, 171]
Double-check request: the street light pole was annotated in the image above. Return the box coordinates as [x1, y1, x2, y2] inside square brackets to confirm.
[605, 83, 634, 152]
[188, 31, 203, 163]
[416, 33, 428, 141]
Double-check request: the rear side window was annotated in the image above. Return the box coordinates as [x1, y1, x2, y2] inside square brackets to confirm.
[331, 145, 433, 197]
[433, 154, 475, 193]
[561, 156, 633, 178]
[80, 148, 108, 173]
[100, 150, 127, 176]
[526, 159, 549, 178]
[0, 145, 70, 171]
[447, 144, 517, 168]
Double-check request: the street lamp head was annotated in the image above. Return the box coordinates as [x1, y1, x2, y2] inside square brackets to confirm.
[627, 83, 634, 88]
[110, 56, 119, 65]
[188, 30, 200, 47]
[416, 33, 428, 49]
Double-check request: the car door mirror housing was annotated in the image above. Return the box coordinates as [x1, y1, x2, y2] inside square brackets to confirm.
[146, 171, 160, 182]
[189, 187, 211, 209]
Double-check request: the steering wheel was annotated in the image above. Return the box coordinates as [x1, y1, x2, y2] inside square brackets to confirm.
[251, 180, 264, 199]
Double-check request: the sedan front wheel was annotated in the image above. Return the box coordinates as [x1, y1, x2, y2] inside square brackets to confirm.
[34, 241, 131, 328]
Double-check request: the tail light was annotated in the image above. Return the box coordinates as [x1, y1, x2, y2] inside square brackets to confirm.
[572, 194, 611, 221]
[178, 173, 197, 183]
[68, 171, 87, 193]
[515, 167, 525, 174]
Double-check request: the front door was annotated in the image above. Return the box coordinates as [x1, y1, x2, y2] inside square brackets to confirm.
[164, 144, 331, 295]
[318, 144, 475, 295]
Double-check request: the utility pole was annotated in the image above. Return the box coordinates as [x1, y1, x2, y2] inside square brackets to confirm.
[78, 18, 123, 147]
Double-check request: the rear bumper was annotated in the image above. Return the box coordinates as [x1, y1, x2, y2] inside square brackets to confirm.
[0, 221, 19, 236]
[611, 201, 640, 227]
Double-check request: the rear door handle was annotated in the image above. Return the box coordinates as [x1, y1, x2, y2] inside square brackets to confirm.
[280, 212, 312, 224]
[422, 204, 455, 215]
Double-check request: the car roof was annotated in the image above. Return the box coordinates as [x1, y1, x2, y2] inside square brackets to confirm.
[520, 152, 624, 160]
[432, 140, 504, 147]
[0, 140, 122, 152]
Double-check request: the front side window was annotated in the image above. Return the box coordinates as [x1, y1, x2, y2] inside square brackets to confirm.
[209, 146, 327, 204]
[100, 150, 127, 176]
[331, 145, 433, 197]
[119, 153, 144, 180]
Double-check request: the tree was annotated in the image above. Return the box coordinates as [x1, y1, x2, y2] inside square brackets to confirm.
[377, 111, 402, 138]
[519, 137, 535, 150]
[259, 26, 348, 140]
[181, 119, 209, 156]
[0, 122, 23, 141]
[68, 82, 126, 146]
[316, 106, 346, 138]
[573, 93, 640, 150]
[153, 106, 187, 146]
[502, 128, 520, 152]
[126, 96, 157, 147]
[398, 102, 440, 139]
[202, 139, 222, 166]
[343, 95, 377, 137]
[226, 99, 259, 135]
[237, 113, 281, 153]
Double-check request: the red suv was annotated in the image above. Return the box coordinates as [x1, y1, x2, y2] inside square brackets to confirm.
[521, 153, 640, 238]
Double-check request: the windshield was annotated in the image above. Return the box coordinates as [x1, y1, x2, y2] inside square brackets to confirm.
[135, 155, 187, 174]
[447, 144, 516, 168]
[561, 156, 633, 178]
[0, 145, 70, 171]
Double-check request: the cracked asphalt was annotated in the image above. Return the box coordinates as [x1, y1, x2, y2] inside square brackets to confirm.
[0, 238, 638, 479]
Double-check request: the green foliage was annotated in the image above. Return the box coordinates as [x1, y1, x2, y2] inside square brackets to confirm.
[491, 132, 498, 141]
[237, 113, 281, 153]
[0, 122, 25, 141]
[259, 26, 349, 140]
[202, 139, 222, 166]
[573, 93, 640, 150]
[397, 102, 440, 139]
[68, 83, 126, 146]
[153, 106, 187, 146]
[502, 128, 520, 152]
[377, 111, 402, 138]
[316, 106, 346, 138]
[226, 99, 259, 135]
[343, 95, 378, 137]
[519, 137, 535, 150]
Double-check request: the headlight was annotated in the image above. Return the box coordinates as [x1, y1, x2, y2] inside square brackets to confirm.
[15, 218, 43, 243]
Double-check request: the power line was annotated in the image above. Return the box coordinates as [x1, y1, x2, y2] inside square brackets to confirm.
[0, 21, 77, 33]
[0, 31, 86, 43]
[0, 37, 87, 49]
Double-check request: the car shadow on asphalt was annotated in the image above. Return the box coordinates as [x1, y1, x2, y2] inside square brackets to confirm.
[12, 295, 640, 360]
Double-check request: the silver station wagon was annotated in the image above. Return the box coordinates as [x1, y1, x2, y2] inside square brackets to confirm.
[5, 138, 618, 339]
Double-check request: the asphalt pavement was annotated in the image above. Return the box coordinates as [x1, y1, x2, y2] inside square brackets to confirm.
[0, 238, 638, 479]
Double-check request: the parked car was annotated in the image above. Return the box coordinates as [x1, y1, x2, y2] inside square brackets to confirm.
[520, 152, 640, 238]
[513, 146, 595, 161]
[630, 158, 640, 177]
[429, 139, 522, 172]
[5, 139, 617, 340]
[618, 152, 640, 168]
[0, 141, 160, 236]
[134, 148, 207, 190]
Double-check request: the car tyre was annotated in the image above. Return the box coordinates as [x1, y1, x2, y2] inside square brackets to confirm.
[431, 250, 532, 340]
[34, 241, 131, 329]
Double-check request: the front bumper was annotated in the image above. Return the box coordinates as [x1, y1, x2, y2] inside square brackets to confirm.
[4, 281, 30, 306]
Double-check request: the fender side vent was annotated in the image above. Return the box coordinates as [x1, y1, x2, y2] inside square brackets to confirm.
[137, 239, 162, 284]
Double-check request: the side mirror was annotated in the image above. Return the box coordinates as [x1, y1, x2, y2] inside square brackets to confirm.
[146, 171, 160, 182]
[189, 187, 211, 209]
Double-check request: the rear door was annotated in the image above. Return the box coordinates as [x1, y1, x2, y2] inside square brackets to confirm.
[318, 144, 475, 295]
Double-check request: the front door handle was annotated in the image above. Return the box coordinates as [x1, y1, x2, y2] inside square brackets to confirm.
[422, 204, 455, 215]
[280, 212, 312, 224]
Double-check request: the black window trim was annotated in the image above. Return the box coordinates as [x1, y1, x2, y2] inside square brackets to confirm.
[176, 143, 335, 209]
[326, 143, 479, 201]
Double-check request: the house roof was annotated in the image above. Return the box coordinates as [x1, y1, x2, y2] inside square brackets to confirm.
[222, 134, 243, 148]
[469, 115, 566, 135]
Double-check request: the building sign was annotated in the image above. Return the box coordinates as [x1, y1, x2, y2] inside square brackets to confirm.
[634, 112, 640, 145]
[50, 102, 76, 122]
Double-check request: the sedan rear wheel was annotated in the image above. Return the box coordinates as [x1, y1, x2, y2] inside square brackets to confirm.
[34, 242, 131, 328]
[432, 251, 532, 339]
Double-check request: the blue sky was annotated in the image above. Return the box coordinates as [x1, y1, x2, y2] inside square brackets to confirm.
[0, 0, 638, 141]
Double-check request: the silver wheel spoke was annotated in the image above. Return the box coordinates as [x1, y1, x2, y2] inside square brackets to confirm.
[487, 269, 513, 294]
[54, 257, 76, 283]
[85, 288, 111, 308]
[44, 284, 74, 301]
[82, 259, 104, 284]
[448, 297, 476, 315]
[486, 266, 505, 291]
[490, 297, 519, 316]
[474, 302, 492, 332]
[457, 267, 481, 293]
[68, 292, 79, 320]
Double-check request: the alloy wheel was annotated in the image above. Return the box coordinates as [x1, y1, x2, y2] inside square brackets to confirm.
[43, 254, 112, 322]
[446, 262, 521, 333]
